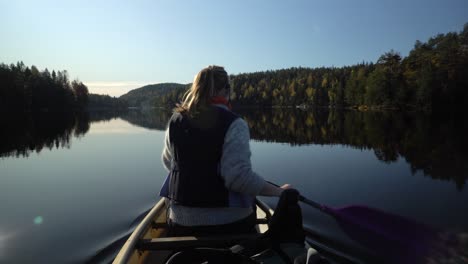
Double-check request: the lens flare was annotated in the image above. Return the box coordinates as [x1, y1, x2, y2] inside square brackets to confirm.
[33, 216, 43, 225]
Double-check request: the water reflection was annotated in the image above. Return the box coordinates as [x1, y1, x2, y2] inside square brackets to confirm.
[120, 108, 170, 130]
[0, 110, 134, 159]
[1, 108, 467, 190]
[0, 111, 86, 158]
[239, 108, 468, 190]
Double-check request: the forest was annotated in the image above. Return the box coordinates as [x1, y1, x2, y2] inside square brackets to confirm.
[0, 62, 89, 111]
[0, 62, 127, 111]
[159, 24, 468, 112]
[1, 24, 467, 112]
[88, 94, 128, 109]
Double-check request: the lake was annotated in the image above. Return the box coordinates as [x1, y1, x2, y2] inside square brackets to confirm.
[1, 108, 467, 263]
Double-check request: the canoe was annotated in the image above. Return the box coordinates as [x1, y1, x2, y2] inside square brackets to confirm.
[113, 198, 324, 264]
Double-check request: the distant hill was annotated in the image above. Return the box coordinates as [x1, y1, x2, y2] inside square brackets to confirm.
[119, 83, 189, 108]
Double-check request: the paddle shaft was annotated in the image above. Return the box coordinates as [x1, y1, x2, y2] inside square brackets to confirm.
[267, 181, 325, 211]
[298, 195, 325, 211]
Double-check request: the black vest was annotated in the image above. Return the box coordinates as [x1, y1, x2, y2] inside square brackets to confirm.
[168, 106, 239, 207]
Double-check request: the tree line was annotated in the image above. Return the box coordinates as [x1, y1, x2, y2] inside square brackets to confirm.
[2, 24, 467, 112]
[0, 62, 89, 111]
[157, 23, 468, 112]
[88, 94, 128, 109]
[0, 62, 129, 111]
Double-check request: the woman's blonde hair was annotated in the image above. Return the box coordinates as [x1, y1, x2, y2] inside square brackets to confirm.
[175, 65, 230, 114]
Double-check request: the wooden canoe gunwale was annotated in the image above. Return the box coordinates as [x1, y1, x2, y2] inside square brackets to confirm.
[113, 199, 167, 264]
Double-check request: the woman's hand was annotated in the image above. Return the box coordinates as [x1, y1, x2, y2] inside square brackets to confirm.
[259, 182, 293, 197]
[280, 184, 293, 190]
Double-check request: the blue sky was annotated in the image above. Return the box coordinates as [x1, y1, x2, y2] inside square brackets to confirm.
[1, 0, 467, 96]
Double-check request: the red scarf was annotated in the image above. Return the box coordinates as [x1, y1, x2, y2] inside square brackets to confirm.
[210, 96, 232, 110]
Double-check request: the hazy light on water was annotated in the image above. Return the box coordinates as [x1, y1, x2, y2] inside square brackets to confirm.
[0, 234, 5, 258]
[0, 231, 17, 258]
[33, 216, 43, 225]
[88, 118, 151, 134]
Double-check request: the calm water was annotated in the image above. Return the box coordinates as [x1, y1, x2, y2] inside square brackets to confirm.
[1, 108, 467, 263]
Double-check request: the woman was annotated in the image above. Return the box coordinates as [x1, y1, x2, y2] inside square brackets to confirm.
[161, 65, 290, 236]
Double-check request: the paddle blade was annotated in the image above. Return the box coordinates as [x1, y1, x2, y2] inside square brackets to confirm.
[332, 205, 436, 241]
[323, 205, 444, 263]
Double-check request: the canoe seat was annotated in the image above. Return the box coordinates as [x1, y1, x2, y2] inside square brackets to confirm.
[136, 234, 261, 251]
[151, 218, 269, 229]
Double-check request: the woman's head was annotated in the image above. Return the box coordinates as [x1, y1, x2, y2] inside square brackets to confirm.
[176, 65, 230, 114]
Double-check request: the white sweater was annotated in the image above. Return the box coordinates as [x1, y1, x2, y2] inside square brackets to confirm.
[161, 106, 267, 226]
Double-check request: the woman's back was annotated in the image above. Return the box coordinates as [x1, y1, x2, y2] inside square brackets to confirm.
[161, 65, 289, 234]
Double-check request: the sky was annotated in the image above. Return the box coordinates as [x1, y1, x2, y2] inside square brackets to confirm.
[1, 0, 467, 97]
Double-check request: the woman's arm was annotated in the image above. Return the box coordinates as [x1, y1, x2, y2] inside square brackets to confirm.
[220, 118, 265, 195]
[221, 118, 291, 197]
[161, 127, 172, 172]
[259, 182, 292, 197]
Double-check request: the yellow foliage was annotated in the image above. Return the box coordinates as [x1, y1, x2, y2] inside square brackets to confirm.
[321, 78, 328, 88]
[306, 87, 314, 98]
[321, 127, 327, 137]
[305, 116, 314, 127]
[288, 116, 296, 132]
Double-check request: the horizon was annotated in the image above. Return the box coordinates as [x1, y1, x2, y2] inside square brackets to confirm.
[2, 0, 467, 97]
